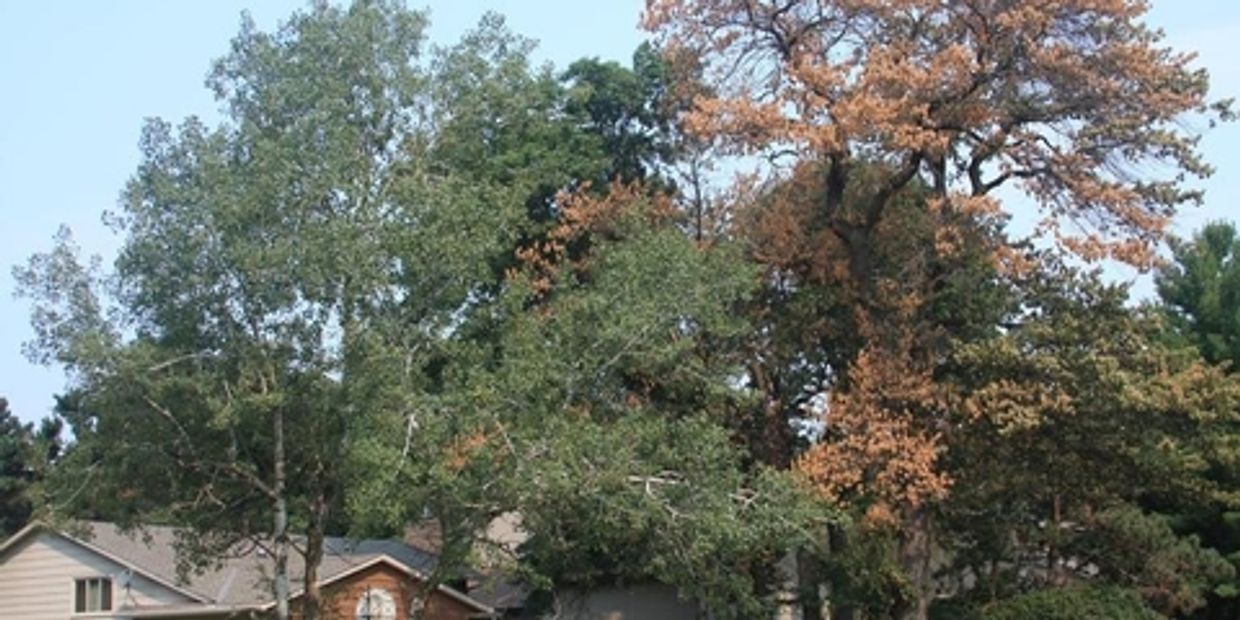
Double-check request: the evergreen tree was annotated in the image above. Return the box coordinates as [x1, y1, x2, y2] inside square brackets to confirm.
[0, 398, 34, 537]
[1156, 221, 1240, 619]
[1159, 221, 1240, 368]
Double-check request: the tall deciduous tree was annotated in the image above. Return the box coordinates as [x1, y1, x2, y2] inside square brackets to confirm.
[644, 0, 1229, 272]
[426, 13, 608, 227]
[424, 17, 693, 275]
[645, 3, 1231, 617]
[14, 3, 518, 619]
[350, 183, 829, 618]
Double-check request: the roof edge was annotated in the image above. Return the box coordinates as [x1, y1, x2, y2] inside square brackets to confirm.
[121, 603, 262, 618]
[0, 521, 212, 604]
[0, 521, 42, 556]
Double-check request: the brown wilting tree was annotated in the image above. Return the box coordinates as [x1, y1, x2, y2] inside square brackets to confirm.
[644, 0, 1231, 274]
[644, 1, 1232, 618]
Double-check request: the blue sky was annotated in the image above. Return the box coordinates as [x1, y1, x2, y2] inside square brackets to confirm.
[1, 1, 1236, 424]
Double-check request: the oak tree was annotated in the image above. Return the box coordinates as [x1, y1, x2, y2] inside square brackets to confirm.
[645, 3, 1231, 616]
[644, 0, 1230, 272]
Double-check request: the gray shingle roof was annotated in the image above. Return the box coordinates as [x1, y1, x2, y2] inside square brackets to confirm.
[74, 521, 441, 607]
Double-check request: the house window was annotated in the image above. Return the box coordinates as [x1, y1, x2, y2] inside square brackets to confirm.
[355, 586, 396, 620]
[74, 577, 113, 613]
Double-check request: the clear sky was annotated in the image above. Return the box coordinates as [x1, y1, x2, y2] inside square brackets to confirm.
[1, 1, 1236, 424]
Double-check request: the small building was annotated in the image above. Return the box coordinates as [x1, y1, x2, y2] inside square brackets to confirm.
[0, 521, 498, 619]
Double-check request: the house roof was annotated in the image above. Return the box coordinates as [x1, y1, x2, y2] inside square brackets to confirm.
[0, 520, 493, 614]
[0, 521, 211, 605]
[272, 554, 495, 616]
[467, 569, 530, 610]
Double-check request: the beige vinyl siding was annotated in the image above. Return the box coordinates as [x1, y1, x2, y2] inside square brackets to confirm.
[0, 531, 195, 620]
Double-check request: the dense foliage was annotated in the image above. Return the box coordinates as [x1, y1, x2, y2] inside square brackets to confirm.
[1155, 222, 1240, 619]
[10, 1, 1239, 619]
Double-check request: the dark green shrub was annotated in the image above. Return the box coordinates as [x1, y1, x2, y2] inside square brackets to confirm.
[981, 586, 1163, 620]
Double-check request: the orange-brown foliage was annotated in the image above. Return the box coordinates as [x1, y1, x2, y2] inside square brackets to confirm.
[445, 429, 492, 473]
[513, 181, 676, 293]
[645, 0, 1228, 269]
[647, 0, 1230, 527]
[795, 325, 954, 524]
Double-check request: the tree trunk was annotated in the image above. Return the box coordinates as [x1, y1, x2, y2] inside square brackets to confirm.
[272, 407, 290, 620]
[796, 546, 826, 620]
[748, 361, 794, 469]
[1047, 492, 1066, 587]
[690, 157, 706, 243]
[823, 524, 855, 620]
[897, 509, 934, 620]
[302, 487, 329, 620]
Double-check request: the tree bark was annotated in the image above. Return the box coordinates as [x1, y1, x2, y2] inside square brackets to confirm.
[272, 407, 290, 620]
[1047, 492, 1065, 587]
[748, 360, 794, 469]
[302, 487, 328, 620]
[823, 523, 855, 620]
[897, 509, 934, 620]
[796, 546, 826, 620]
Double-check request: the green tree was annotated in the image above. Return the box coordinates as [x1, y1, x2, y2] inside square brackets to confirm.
[938, 264, 1238, 617]
[0, 398, 63, 538]
[426, 18, 700, 278]
[1156, 221, 1240, 619]
[426, 13, 608, 227]
[561, 42, 679, 187]
[14, 3, 518, 619]
[350, 184, 829, 618]
[0, 399, 33, 537]
[1158, 221, 1240, 368]
[978, 585, 1163, 620]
